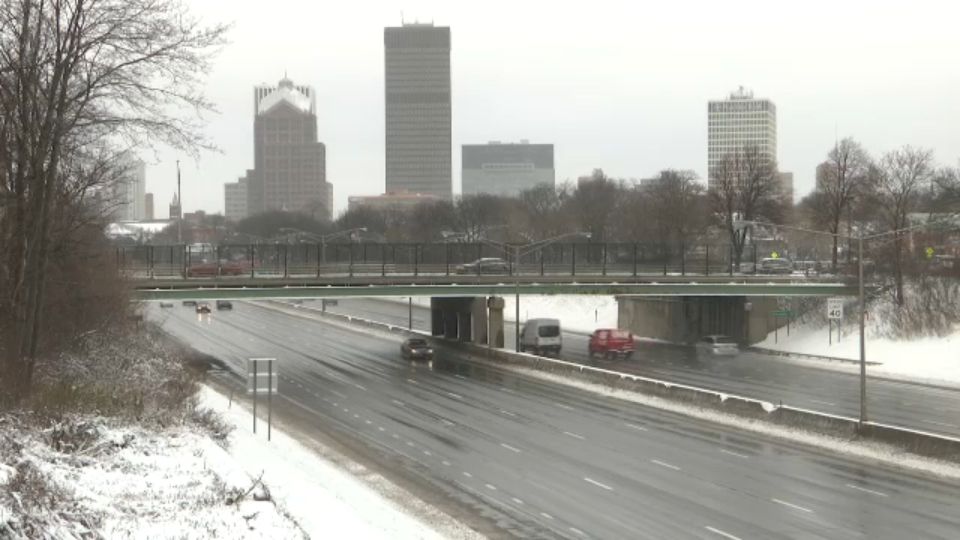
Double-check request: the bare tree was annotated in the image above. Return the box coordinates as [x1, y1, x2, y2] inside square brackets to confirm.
[647, 169, 707, 253]
[566, 169, 621, 242]
[869, 146, 935, 305]
[709, 145, 783, 270]
[0, 0, 227, 400]
[812, 138, 871, 270]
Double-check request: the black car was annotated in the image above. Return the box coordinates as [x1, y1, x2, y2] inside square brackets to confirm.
[182, 300, 197, 307]
[400, 337, 434, 361]
[216, 300, 233, 310]
[455, 258, 510, 275]
[159, 301, 174, 308]
[195, 303, 212, 314]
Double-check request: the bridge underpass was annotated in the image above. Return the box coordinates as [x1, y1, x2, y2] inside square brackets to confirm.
[133, 281, 862, 347]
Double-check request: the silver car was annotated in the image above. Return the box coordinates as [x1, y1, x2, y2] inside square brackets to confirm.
[695, 335, 740, 357]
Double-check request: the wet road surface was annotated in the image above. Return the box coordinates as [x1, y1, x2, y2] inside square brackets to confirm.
[151, 302, 960, 539]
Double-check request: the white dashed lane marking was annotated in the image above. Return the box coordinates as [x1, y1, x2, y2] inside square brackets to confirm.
[584, 477, 614, 491]
[463, 472, 472, 478]
[563, 431, 585, 440]
[720, 448, 750, 459]
[540, 512, 554, 520]
[500, 443, 522, 453]
[511, 497, 524, 505]
[772, 498, 814, 513]
[554, 402, 574, 411]
[705, 526, 743, 540]
[485, 484, 497, 491]
[569, 527, 587, 537]
[624, 423, 648, 432]
[651, 459, 681, 471]
[846, 484, 889, 497]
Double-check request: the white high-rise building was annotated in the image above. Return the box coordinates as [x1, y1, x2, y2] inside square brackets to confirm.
[113, 158, 146, 221]
[707, 87, 777, 187]
[224, 171, 250, 221]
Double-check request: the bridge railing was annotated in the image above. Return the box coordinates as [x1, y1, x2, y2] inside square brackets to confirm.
[118, 242, 827, 280]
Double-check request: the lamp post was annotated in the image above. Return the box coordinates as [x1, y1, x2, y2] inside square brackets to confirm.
[318, 227, 367, 265]
[734, 219, 938, 426]
[480, 232, 591, 352]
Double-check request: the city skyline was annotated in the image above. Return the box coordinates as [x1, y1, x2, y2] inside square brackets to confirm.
[141, 1, 960, 217]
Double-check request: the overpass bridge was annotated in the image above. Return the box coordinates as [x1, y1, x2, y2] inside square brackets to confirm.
[126, 242, 865, 346]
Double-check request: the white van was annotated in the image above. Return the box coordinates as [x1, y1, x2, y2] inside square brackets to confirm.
[520, 318, 562, 356]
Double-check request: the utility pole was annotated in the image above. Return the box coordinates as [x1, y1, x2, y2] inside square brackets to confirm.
[176, 160, 182, 245]
[515, 244, 521, 353]
[858, 235, 867, 425]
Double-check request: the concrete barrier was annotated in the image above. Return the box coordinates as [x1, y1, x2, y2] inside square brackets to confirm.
[261, 300, 960, 462]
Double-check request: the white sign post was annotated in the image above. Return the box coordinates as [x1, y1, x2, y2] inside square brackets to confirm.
[827, 298, 843, 345]
[247, 358, 278, 441]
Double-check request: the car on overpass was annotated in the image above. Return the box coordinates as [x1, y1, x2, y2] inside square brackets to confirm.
[185, 259, 249, 278]
[400, 338, 434, 362]
[454, 258, 510, 275]
[588, 329, 635, 360]
[758, 257, 793, 275]
[195, 302, 212, 314]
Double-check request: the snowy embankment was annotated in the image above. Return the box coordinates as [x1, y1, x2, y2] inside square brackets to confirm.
[757, 319, 960, 387]
[197, 386, 476, 540]
[0, 413, 305, 539]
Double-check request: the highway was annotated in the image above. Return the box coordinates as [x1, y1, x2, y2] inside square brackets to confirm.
[150, 301, 960, 539]
[319, 298, 960, 439]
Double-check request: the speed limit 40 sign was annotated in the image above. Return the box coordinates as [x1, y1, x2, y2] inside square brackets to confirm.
[827, 298, 843, 320]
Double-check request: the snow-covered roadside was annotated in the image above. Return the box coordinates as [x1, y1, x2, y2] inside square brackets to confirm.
[384, 295, 619, 333]
[0, 415, 306, 539]
[197, 386, 480, 540]
[756, 319, 960, 388]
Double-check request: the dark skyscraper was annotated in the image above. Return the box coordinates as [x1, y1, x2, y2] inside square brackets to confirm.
[246, 77, 332, 220]
[384, 23, 451, 198]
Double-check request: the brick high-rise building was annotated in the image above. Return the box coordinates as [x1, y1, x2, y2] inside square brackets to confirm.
[384, 23, 451, 198]
[245, 77, 332, 220]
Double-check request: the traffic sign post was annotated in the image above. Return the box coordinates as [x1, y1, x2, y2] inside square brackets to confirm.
[827, 298, 843, 345]
[248, 358, 278, 441]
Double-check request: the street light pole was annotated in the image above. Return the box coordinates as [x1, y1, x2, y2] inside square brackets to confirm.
[515, 244, 521, 353]
[858, 234, 867, 425]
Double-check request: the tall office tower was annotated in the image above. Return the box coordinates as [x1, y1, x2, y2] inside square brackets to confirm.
[224, 170, 251, 222]
[169, 192, 181, 220]
[144, 193, 154, 220]
[707, 86, 777, 187]
[248, 77, 333, 220]
[462, 141, 555, 197]
[113, 158, 146, 221]
[384, 23, 451, 198]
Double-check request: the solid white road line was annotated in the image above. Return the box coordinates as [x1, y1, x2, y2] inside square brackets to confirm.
[846, 484, 889, 497]
[720, 448, 750, 459]
[705, 526, 743, 540]
[584, 477, 614, 491]
[772, 498, 814, 513]
[501, 443, 522, 453]
[563, 431, 586, 440]
[651, 459, 681, 471]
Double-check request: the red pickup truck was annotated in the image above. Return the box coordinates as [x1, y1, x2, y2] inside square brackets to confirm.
[588, 329, 635, 359]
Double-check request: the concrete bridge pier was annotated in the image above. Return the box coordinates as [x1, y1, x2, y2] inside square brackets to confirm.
[430, 297, 490, 345]
[617, 296, 782, 345]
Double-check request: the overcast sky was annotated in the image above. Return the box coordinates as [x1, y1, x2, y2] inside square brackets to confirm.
[145, 0, 960, 217]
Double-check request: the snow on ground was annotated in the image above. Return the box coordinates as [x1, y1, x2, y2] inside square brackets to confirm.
[388, 295, 619, 333]
[0, 415, 306, 539]
[757, 319, 960, 387]
[197, 386, 479, 540]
